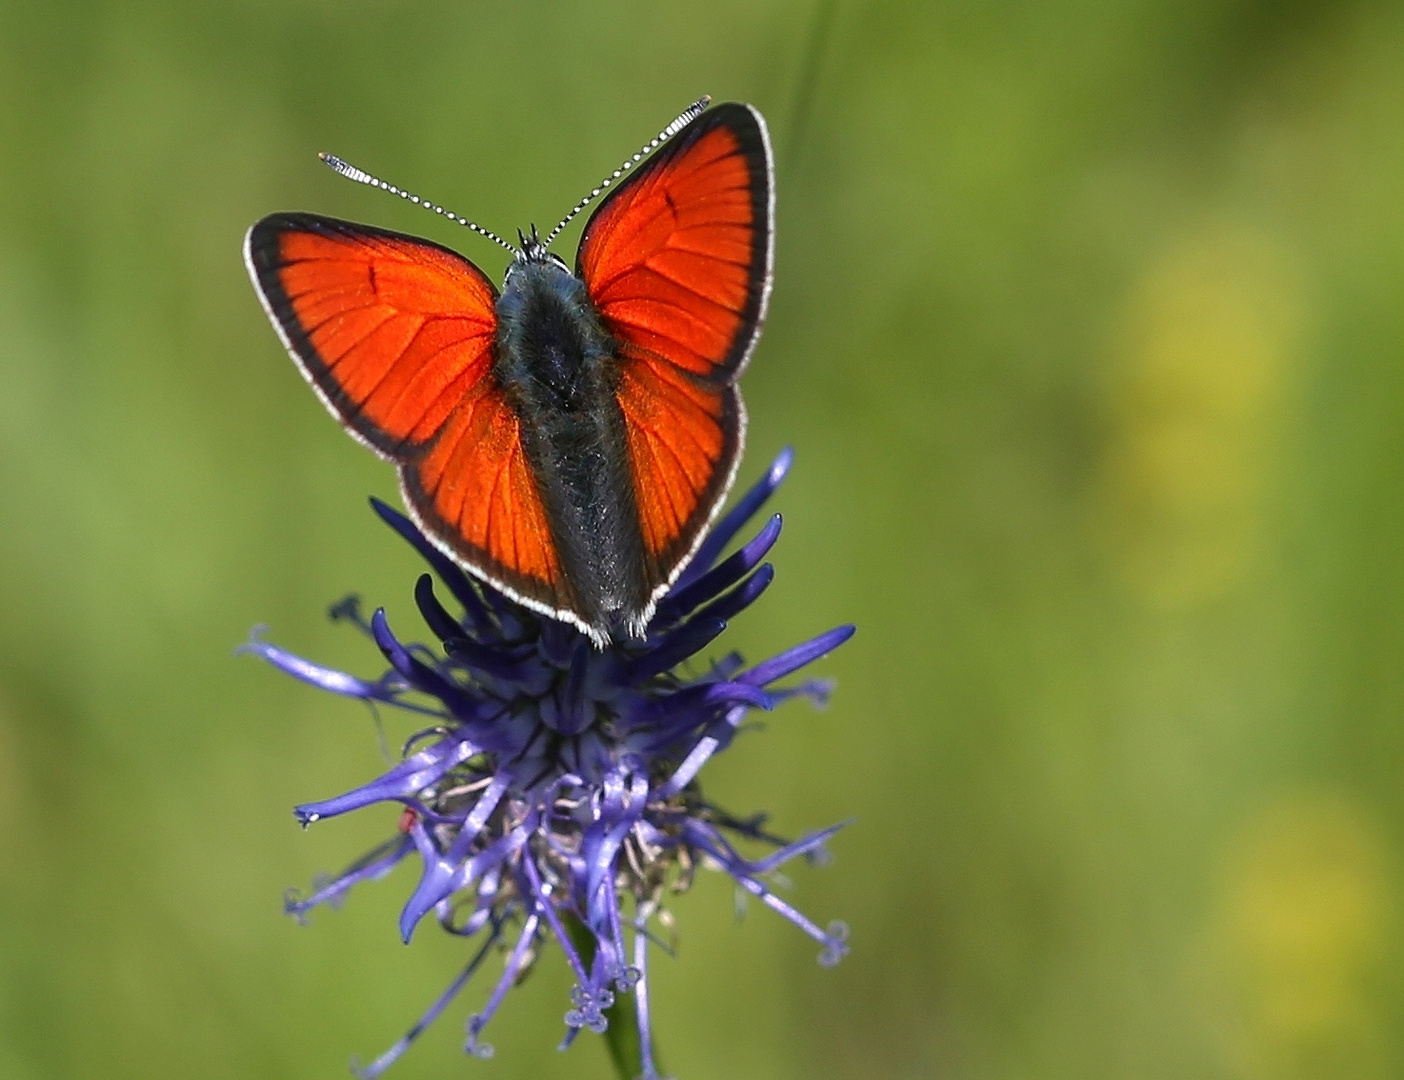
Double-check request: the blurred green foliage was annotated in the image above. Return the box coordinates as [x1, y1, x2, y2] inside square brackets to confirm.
[4, 1, 1404, 1078]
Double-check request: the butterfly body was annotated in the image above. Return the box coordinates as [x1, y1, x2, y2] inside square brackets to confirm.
[490, 248, 648, 636]
[246, 101, 773, 645]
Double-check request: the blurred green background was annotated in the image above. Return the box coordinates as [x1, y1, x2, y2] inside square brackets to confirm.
[4, 1, 1404, 1078]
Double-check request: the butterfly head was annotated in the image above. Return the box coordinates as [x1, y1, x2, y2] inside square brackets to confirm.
[513, 224, 568, 272]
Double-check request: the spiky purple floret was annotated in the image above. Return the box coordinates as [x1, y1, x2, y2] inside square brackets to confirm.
[246, 449, 851, 1078]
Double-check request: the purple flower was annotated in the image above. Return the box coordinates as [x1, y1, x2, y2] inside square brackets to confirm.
[244, 448, 852, 1078]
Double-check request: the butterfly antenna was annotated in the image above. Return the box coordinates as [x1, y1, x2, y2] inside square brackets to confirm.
[319, 153, 520, 257]
[543, 95, 712, 248]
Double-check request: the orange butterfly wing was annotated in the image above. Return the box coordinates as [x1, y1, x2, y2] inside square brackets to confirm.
[244, 214, 568, 611]
[577, 103, 773, 588]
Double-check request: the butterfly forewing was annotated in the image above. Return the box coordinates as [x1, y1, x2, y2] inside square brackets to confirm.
[577, 103, 773, 585]
[244, 213, 567, 613]
[246, 214, 499, 451]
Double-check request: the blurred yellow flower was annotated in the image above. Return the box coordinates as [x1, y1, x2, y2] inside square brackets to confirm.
[1097, 220, 1307, 606]
[1207, 793, 1396, 1080]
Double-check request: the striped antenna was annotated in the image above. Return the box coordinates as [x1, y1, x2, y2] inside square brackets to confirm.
[319, 153, 520, 257]
[542, 96, 711, 248]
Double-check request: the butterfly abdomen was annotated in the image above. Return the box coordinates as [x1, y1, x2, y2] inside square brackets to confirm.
[494, 262, 650, 640]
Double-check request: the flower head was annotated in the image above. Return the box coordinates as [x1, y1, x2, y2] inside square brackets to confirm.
[244, 448, 852, 1078]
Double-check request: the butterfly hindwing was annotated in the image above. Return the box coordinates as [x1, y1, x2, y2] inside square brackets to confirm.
[576, 103, 773, 586]
[614, 354, 739, 570]
[244, 213, 566, 613]
[404, 378, 567, 607]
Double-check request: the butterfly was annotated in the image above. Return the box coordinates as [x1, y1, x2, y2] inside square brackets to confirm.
[244, 98, 774, 646]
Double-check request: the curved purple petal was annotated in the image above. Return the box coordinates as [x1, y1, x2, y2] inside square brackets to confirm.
[240, 633, 392, 701]
[285, 834, 414, 922]
[294, 735, 478, 824]
[740, 624, 855, 687]
[370, 497, 493, 629]
[622, 617, 727, 685]
[655, 514, 783, 624]
[691, 562, 775, 624]
[673, 447, 792, 590]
